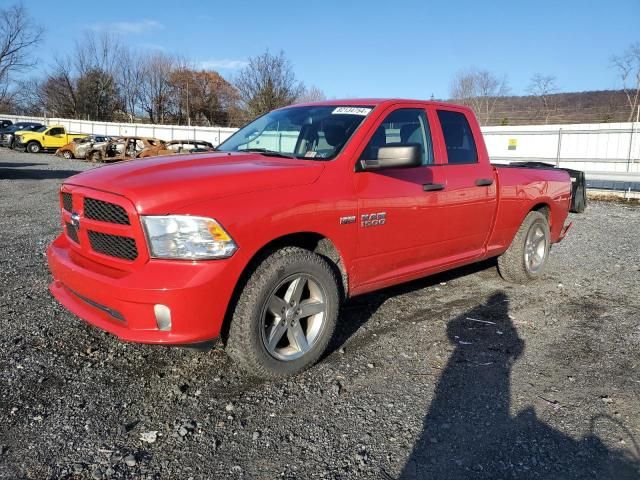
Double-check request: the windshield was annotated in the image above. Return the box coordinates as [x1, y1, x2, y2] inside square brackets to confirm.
[217, 105, 373, 160]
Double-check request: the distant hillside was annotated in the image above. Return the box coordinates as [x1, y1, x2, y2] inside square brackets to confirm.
[453, 90, 634, 126]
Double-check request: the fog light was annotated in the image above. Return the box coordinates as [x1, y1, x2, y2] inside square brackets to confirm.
[154, 304, 172, 331]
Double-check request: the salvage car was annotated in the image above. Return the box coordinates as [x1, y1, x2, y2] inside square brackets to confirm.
[0, 122, 44, 148]
[166, 139, 215, 153]
[56, 135, 113, 160]
[86, 136, 166, 162]
[15, 125, 87, 153]
[47, 99, 582, 378]
[138, 139, 216, 157]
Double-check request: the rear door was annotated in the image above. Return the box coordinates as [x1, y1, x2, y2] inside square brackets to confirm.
[429, 107, 497, 259]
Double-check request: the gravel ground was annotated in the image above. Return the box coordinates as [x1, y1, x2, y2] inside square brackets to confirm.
[1, 148, 639, 480]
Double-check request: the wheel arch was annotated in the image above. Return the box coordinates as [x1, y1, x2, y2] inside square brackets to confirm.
[530, 202, 552, 227]
[219, 231, 348, 343]
[26, 139, 42, 151]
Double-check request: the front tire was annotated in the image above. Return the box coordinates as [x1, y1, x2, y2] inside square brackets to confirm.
[497, 210, 551, 284]
[62, 150, 74, 159]
[26, 141, 41, 154]
[227, 247, 340, 378]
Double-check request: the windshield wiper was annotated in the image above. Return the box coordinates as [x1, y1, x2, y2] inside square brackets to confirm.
[241, 148, 296, 159]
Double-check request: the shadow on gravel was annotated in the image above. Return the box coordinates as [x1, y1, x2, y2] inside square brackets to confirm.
[399, 292, 640, 480]
[0, 162, 46, 168]
[0, 168, 81, 180]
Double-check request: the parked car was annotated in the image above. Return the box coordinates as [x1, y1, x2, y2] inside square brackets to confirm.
[55, 135, 113, 160]
[139, 139, 216, 157]
[0, 122, 45, 148]
[0, 119, 12, 129]
[86, 136, 166, 162]
[47, 99, 582, 378]
[15, 125, 87, 153]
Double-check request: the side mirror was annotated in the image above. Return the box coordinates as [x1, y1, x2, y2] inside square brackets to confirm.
[360, 144, 422, 171]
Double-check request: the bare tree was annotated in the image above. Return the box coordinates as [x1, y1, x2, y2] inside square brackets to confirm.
[450, 68, 510, 125]
[74, 32, 122, 78]
[32, 32, 123, 121]
[45, 57, 80, 117]
[527, 74, 558, 124]
[0, 3, 43, 103]
[611, 42, 640, 122]
[296, 85, 326, 104]
[234, 50, 304, 117]
[139, 52, 176, 124]
[117, 48, 145, 121]
[73, 32, 122, 120]
[76, 68, 121, 121]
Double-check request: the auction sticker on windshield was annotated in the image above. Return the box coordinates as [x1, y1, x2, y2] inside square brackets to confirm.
[332, 107, 372, 116]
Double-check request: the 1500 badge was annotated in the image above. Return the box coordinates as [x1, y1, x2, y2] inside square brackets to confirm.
[361, 212, 386, 227]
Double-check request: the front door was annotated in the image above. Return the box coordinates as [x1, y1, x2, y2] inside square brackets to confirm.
[352, 106, 445, 289]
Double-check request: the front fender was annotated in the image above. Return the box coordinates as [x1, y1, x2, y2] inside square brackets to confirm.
[169, 182, 357, 293]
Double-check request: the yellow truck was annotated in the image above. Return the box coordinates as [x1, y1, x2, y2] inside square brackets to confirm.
[15, 125, 88, 154]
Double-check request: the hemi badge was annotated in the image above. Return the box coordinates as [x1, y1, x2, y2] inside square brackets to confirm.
[339, 216, 356, 225]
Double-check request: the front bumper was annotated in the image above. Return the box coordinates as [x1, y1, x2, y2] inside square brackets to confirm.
[47, 233, 238, 344]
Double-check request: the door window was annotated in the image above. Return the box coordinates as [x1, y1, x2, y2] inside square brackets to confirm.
[437, 110, 478, 164]
[360, 108, 433, 165]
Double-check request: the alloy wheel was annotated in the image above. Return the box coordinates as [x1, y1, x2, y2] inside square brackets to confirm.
[261, 274, 327, 361]
[524, 224, 547, 274]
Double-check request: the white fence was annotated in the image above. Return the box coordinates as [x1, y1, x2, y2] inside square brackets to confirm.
[2, 113, 639, 184]
[482, 122, 640, 183]
[0, 114, 238, 146]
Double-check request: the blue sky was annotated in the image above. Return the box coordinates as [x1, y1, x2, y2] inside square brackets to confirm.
[22, 0, 640, 99]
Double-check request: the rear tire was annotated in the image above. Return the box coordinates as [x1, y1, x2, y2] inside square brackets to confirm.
[26, 141, 41, 154]
[497, 211, 551, 284]
[572, 183, 587, 213]
[62, 150, 74, 159]
[227, 247, 340, 378]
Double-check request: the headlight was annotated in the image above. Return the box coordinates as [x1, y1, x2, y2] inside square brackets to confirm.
[141, 215, 237, 259]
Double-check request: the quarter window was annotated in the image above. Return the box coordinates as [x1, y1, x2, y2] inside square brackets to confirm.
[437, 110, 478, 164]
[360, 108, 433, 165]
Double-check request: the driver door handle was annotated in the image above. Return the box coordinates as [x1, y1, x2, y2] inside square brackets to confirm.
[475, 178, 494, 187]
[423, 183, 445, 192]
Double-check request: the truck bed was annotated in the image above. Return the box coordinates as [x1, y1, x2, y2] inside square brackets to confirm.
[493, 161, 586, 213]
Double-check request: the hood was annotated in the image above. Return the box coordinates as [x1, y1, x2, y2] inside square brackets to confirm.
[66, 152, 325, 213]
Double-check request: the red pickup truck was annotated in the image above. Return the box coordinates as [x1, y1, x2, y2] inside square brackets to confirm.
[48, 99, 576, 377]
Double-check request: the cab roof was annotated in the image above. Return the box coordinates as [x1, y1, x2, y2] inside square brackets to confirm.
[291, 98, 464, 110]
